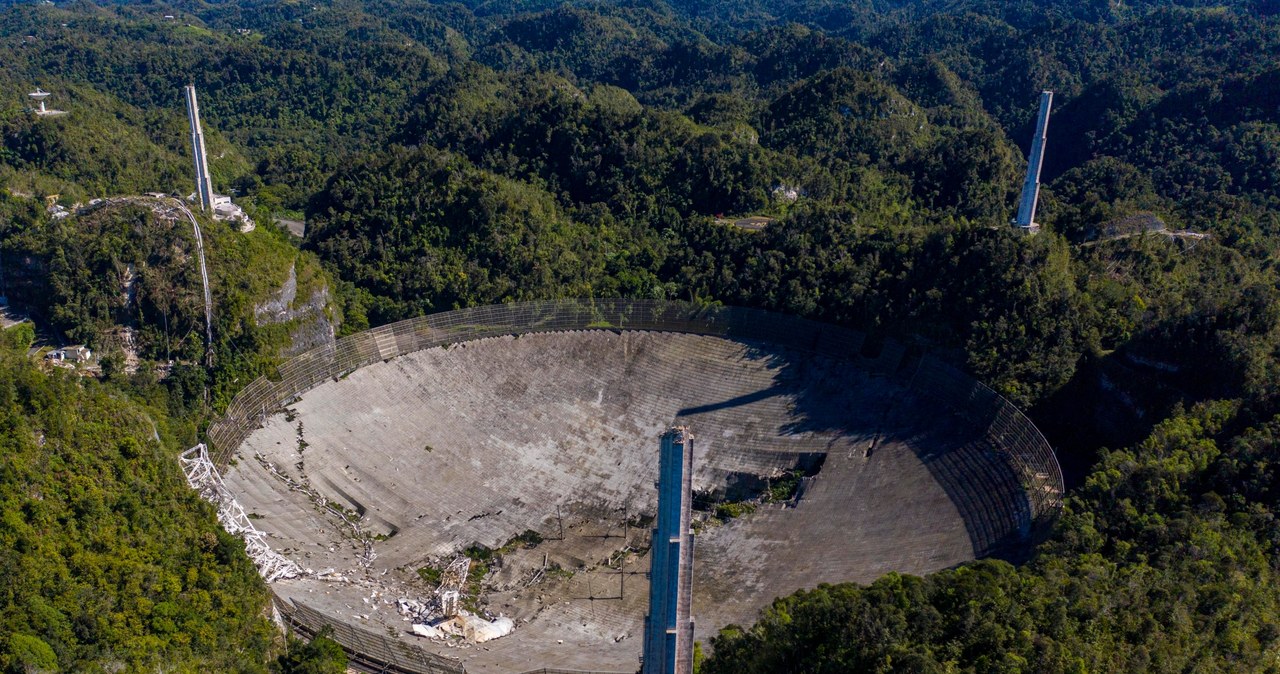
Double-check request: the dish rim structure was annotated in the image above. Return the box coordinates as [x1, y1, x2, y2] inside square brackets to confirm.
[198, 298, 1064, 674]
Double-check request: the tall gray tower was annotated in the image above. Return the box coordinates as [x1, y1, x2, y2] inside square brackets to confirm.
[642, 426, 695, 674]
[1015, 90, 1054, 231]
[184, 85, 215, 214]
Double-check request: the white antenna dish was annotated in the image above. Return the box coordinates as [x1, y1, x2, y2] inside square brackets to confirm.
[27, 87, 64, 116]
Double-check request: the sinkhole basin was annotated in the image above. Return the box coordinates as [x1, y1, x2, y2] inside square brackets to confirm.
[212, 300, 1060, 673]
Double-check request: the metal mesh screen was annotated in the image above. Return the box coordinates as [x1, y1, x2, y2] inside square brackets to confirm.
[209, 298, 1061, 524]
[278, 597, 632, 674]
[218, 299, 1064, 673]
[207, 299, 873, 461]
[908, 353, 1064, 532]
[277, 598, 466, 674]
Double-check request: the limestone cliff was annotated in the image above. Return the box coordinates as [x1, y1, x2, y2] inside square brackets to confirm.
[254, 262, 337, 358]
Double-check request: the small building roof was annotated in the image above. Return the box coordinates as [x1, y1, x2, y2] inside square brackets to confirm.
[48, 345, 92, 361]
[731, 216, 775, 232]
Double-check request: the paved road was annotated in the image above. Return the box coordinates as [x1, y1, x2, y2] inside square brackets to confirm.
[274, 217, 306, 237]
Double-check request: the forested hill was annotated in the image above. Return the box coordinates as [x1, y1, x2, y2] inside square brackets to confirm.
[0, 324, 276, 672]
[1, 0, 1279, 671]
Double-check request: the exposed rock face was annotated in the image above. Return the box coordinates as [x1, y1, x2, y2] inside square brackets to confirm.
[255, 263, 336, 357]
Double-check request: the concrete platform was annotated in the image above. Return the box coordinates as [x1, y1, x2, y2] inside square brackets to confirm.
[224, 330, 1022, 672]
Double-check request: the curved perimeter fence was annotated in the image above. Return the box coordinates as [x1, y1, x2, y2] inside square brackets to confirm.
[212, 299, 1063, 672]
[278, 597, 634, 674]
[278, 599, 466, 674]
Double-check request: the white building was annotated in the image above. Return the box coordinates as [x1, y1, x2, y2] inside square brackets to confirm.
[47, 345, 92, 363]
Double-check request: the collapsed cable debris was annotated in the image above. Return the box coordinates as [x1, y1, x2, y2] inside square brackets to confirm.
[179, 444, 305, 582]
[253, 452, 378, 568]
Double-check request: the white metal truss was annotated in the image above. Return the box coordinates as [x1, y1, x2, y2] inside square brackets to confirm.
[437, 556, 472, 617]
[180, 444, 305, 582]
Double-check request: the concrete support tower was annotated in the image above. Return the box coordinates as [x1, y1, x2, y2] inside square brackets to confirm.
[184, 85, 215, 214]
[1015, 90, 1054, 231]
[642, 427, 696, 674]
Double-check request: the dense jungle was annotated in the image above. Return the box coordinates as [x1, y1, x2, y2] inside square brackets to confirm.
[1, 0, 1279, 671]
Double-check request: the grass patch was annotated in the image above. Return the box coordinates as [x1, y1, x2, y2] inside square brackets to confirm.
[766, 470, 805, 503]
[417, 565, 442, 585]
[496, 529, 543, 554]
[546, 562, 574, 580]
[463, 543, 493, 563]
[715, 501, 757, 521]
[462, 558, 490, 613]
